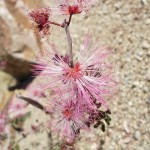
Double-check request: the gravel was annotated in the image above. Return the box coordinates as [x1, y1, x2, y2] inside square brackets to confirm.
[0, 0, 150, 150]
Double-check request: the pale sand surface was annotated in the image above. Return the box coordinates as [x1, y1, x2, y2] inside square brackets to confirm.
[0, 0, 150, 149]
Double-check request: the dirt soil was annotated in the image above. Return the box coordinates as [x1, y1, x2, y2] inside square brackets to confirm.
[0, 0, 150, 150]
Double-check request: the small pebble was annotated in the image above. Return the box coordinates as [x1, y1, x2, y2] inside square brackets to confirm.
[136, 50, 144, 57]
[142, 41, 150, 49]
[114, 2, 122, 10]
[134, 131, 141, 140]
[123, 120, 130, 133]
[123, 137, 131, 144]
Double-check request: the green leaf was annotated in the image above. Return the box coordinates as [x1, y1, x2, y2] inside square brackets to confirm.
[101, 123, 105, 132]
[105, 115, 111, 121]
[104, 118, 110, 126]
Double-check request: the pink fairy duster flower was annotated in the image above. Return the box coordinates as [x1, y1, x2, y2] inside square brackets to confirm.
[33, 35, 116, 108]
[29, 8, 51, 37]
[8, 97, 28, 120]
[32, 43, 72, 89]
[46, 89, 88, 142]
[71, 35, 117, 108]
[50, 0, 96, 15]
[26, 84, 46, 99]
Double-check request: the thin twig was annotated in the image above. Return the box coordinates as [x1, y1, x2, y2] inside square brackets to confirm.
[46, 14, 73, 67]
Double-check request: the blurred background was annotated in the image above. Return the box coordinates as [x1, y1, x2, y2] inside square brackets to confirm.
[0, 0, 150, 149]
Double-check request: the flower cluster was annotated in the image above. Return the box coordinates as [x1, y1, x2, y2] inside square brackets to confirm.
[8, 98, 28, 120]
[46, 88, 88, 142]
[26, 84, 46, 99]
[33, 35, 115, 109]
[29, 8, 51, 37]
[29, 0, 96, 37]
[27, 0, 117, 144]
[32, 35, 116, 141]
[50, 0, 96, 15]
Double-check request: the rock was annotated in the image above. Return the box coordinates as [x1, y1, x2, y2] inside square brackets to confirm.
[0, 17, 12, 52]
[135, 54, 142, 61]
[114, 2, 123, 10]
[5, 0, 31, 29]
[123, 137, 131, 144]
[2, 52, 34, 80]
[142, 41, 150, 49]
[134, 131, 141, 140]
[136, 50, 144, 57]
[123, 120, 130, 133]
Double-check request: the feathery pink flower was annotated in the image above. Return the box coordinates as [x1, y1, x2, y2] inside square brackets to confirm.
[26, 84, 46, 99]
[32, 43, 72, 89]
[46, 89, 88, 142]
[29, 8, 51, 37]
[50, 0, 96, 15]
[8, 97, 28, 120]
[33, 35, 116, 108]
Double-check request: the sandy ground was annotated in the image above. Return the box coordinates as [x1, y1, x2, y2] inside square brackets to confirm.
[0, 0, 150, 150]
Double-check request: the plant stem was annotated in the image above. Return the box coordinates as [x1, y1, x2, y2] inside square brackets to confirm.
[46, 21, 64, 28]
[68, 14, 72, 26]
[64, 19, 73, 67]
[46, 14, 73, 67]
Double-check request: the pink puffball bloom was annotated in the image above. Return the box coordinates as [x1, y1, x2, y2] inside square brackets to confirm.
[33, 35, 116, 109]
[29, 8, 51, 37]
[50, 0, 96, 15]
[26, 84, 46, 99]
[46, 89, 88, 142]
[32, 42, 72, 89]
[8, 98, 28, 120]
